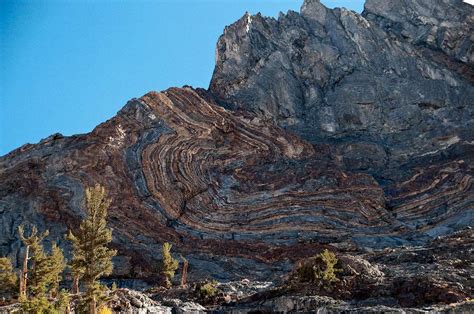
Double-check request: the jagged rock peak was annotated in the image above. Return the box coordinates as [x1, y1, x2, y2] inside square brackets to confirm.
[209, 0, 473, 177]
[300, 0, 328, 23]
[0, 0, 473, 292]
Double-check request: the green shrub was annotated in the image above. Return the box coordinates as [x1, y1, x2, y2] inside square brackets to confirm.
[317, 249, 338, 282]
[199, 280, 218, 298]
[194, 279, 219, 302]
[297, 249, 340, 284]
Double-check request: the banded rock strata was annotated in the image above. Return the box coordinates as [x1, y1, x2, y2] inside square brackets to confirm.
[0, 87, 392, 280]
[210, 0, 474, 175]
[0, 0, 473, 284]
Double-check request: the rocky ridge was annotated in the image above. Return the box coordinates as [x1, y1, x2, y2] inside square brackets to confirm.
[211, 0, 473, 175]
[0, 0, 473, 310]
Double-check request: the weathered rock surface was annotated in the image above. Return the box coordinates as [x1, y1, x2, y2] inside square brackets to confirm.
[0, 0, 473, 309]
[0, 289, 173, 314]
[160, 298, 205, 314]
[217, 230, 473, 311]
[217, 280, 273, 300]
[109, 289, 171, 313]
[0, 87, 394, 280]
[227, 296, 474, 313]
[210, 0, 473, 176]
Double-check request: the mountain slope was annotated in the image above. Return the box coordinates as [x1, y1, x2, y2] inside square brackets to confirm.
[210, 0, 473, 176]
[1, 0, 473, 285]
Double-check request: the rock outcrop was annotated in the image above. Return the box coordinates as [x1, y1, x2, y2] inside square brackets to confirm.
[109, 289, 171, 313]
[0, 87, 394, 280]
[0, 1, 472, 307]
[210, 0, 473, 176]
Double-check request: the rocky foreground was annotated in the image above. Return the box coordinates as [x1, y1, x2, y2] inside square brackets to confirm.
[0, 0, 473, 311]
[1, 230, 473, 312]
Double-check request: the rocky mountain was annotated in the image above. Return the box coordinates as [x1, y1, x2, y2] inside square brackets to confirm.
[211, 0, 473, 174]
[0, 0, 473, 305]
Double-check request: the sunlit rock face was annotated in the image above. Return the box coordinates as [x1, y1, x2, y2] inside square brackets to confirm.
[210, 0, 473, 174]
[0, 88, 394, 280]
[0, 0, 473, 281]
[208, 0, 474, 255]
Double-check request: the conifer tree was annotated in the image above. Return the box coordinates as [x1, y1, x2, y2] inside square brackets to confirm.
[48, 243, 66, 298]
[0, 257, 17, 296]
[18, 224, 65, 313]
[28, 236, 50, 298]
[161, 242, 179, 288]
[55, 289, 71, 314]
[67, 184, 117, 313]
[18, 224, 49, 299]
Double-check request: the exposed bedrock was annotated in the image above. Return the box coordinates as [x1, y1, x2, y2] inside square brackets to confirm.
[0, 88, 397, 280]
[209, 0, 474, 176]
[1, 86, 472, 280]
[0, 0, 473, 282]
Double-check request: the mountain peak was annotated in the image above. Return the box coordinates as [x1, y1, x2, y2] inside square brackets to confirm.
[1, 1, 473, 309]
[301, 0, 328, 24]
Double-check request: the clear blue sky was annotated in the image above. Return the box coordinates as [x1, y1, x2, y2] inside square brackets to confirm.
[0, 0, 365, 156]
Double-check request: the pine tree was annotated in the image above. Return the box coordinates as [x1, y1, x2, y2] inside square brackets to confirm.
[55, 289, 71, 314]
[161, 242, 179, 288]
[18, 224, 49, 299]
[0, 257, 17, 296]
[28, 236, 50, 298]
[67, 184, 117, 313]
[18, 224, 65, 313]
[48, 243, 66, 298]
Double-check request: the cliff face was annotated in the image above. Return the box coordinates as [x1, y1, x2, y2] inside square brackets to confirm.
[0, 88, 391, 280]
[210, 0, 473, 175]
[1, 0, 473, 283]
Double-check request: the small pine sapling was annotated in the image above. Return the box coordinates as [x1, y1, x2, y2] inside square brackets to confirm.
[161, 242, 179, 288]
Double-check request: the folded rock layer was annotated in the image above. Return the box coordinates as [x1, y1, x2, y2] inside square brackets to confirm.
[210, 0, 473, 175]
[0, 0, 473, 281]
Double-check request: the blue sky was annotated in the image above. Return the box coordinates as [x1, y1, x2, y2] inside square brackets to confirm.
[0, 0, 365, 156]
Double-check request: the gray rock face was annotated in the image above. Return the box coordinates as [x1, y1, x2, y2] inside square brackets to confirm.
[231, 296, 474, 313]
[217, 280, 273, 300]
[162, 299, 206, 314]
[110, 289, 172, 313]
[210, 0, 474, 176]
[364, 0, 473, 64]
[0, 0, 472, 292]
